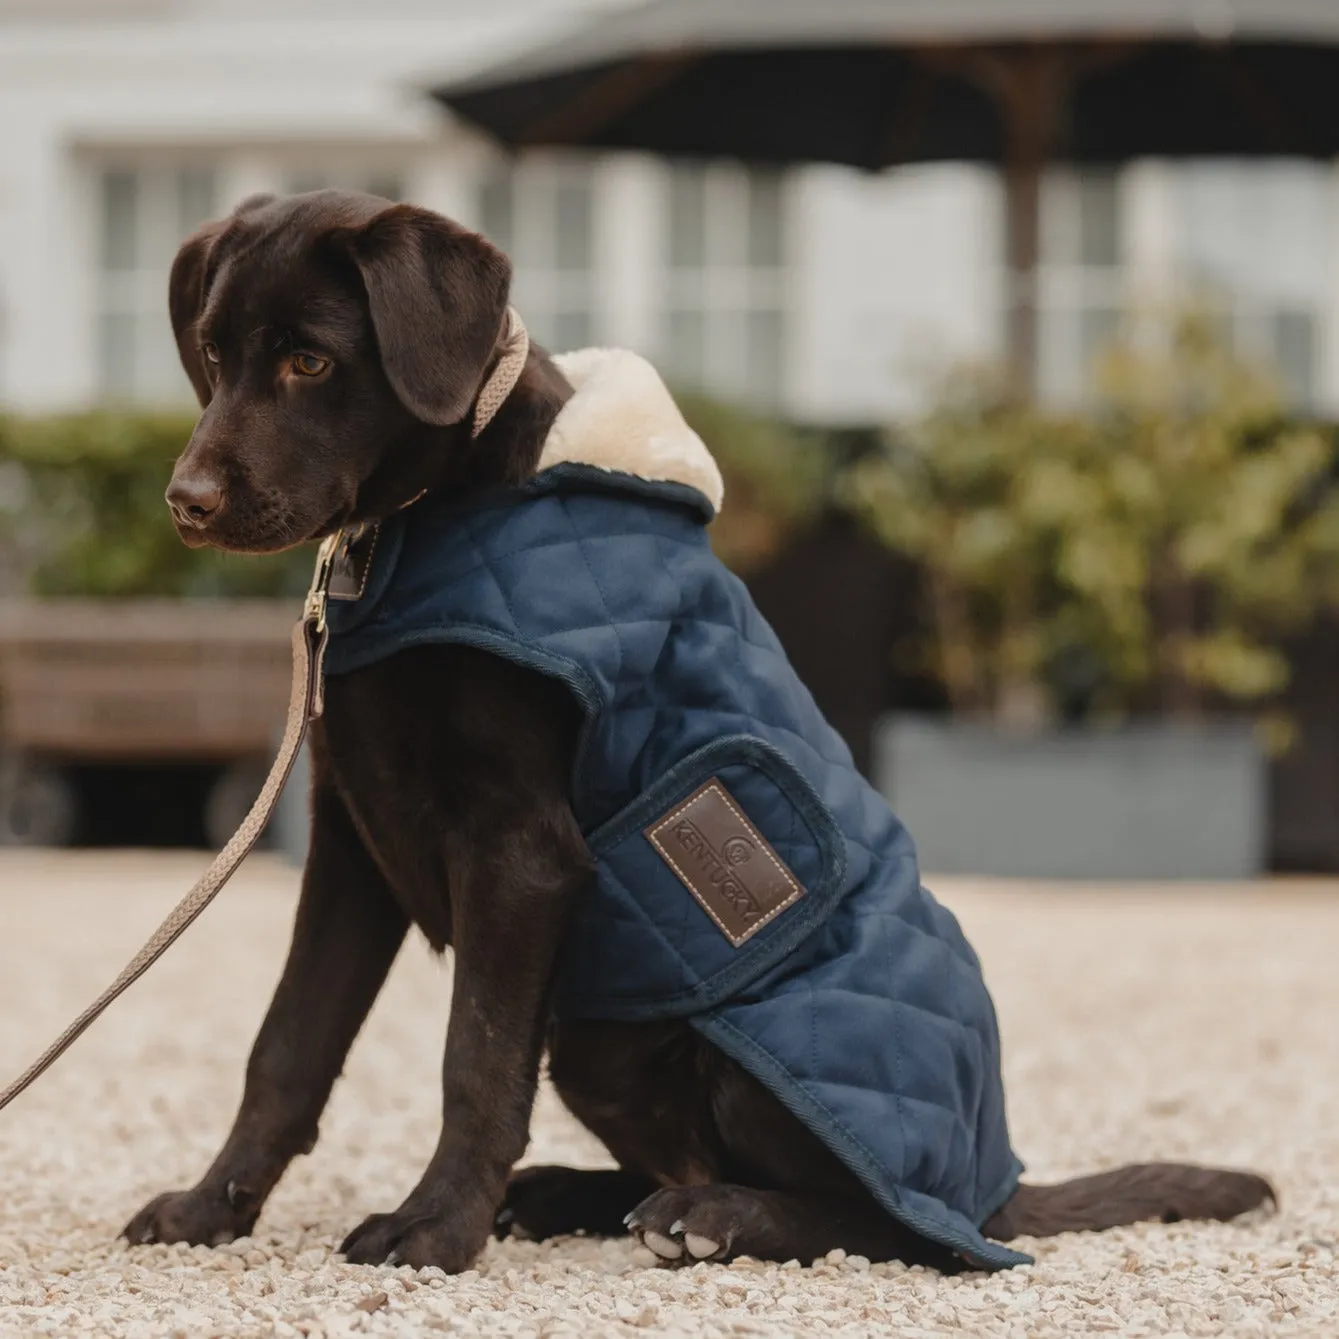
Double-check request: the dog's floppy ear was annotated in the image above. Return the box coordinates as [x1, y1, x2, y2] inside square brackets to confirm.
[168, 216, 230, 407]
[342, 204, 512, 426]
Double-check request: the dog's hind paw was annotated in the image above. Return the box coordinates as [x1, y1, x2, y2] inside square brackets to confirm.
[626, 1187, 751, 1265]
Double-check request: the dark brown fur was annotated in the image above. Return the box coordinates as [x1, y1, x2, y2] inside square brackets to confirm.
[124, 190, 1273, 1271]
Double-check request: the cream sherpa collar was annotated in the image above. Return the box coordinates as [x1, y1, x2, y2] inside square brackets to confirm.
[540, 348, 725, 513]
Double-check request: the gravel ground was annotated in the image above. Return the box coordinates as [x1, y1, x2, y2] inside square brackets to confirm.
[0, 850, 1335, 1338]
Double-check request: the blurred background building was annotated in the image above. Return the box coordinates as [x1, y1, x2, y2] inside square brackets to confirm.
[3, 0, 1338, 421]
[0, 0, 1337, 876]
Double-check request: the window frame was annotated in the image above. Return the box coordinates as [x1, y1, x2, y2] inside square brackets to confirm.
[93, 159, 220, 404]
[478, 152, 599, 356]
[659, 159, 791, 408]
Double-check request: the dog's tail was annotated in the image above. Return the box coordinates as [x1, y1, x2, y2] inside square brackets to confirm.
[983, 1163, 1275, 1240]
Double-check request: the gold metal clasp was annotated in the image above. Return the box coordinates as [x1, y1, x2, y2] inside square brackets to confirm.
[304, 531, 341, 633]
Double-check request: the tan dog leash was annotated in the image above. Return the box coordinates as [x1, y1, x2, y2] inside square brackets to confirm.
[0, 542, 335, 1114]
[0, 307, 530, 1115]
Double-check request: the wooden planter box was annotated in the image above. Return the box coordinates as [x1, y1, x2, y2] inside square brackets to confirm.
[0, 599, 297, 845]
[874, 714, 1266, 880]
[0, 600, 294, 759]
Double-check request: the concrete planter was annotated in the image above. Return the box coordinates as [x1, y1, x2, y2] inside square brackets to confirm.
[874, 714, 1266, 880]
[272, 719, 1268, 879]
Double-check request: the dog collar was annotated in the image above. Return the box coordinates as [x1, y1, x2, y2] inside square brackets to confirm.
[311, 306, 530, 619]
[472, 306, 529, 438]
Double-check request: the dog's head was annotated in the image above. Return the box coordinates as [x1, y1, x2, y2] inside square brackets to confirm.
[164, 190, 515, 552]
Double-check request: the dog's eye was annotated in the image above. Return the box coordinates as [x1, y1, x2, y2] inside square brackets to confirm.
[201, 342, 220, 364]
[291, 353, 331, 378]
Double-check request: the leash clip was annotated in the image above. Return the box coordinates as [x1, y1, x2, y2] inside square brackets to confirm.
[304, 531, 341, 633]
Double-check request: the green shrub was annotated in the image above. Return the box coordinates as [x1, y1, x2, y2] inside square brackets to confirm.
[844, 315, 1339, 726]
[0, 394, 825, 597]
[0, 412, 314, 598]
[674, 391, 830, 575]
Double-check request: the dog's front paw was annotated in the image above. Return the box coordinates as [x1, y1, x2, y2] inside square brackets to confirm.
[340, 1209, 485, 1272]
[122, 1183, 256, 1247]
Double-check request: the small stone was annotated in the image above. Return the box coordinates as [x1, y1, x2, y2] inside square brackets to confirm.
[355, 1290, 388, 1314]
[2, 860, 1332, 1334]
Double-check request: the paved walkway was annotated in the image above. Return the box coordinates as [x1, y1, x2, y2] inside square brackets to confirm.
[0, 852, 1335, 1336]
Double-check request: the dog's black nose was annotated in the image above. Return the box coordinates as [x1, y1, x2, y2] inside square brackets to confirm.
[166, 474, 224, 528]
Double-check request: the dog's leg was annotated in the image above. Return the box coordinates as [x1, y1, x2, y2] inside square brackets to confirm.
[541, 1019, 959, 1265]
[493, 1166, 661, 1241]
[122, 779, 408, 1247]
[339, 818, 588, 1271]
[626, 1185, 958, 1267]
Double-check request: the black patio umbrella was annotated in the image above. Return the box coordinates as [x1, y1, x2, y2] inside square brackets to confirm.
[432, 0, 1339, 392]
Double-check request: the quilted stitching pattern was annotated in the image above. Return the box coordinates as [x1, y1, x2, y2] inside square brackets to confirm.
[324, 468, 1027, 1270]
[561, 756, 843, 1014]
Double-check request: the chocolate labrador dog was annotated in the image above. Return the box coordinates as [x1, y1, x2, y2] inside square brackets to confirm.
[122, 190, 1271, 1273]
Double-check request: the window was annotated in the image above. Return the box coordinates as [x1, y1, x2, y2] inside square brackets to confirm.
[660, 162, 788, 407]
[479, 156, 596, 354]
[1036, 168, 1123, 404]
[96, 164, 218, 403]
[1177, 161, 1329, 408]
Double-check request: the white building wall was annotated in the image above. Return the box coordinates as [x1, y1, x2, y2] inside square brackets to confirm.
[592, 153, 662, 356]
[1319, 164, 1339, 417]
[1, 5, 1336, 422]
[0, 108, 52, 406]
[788, 163, 1003, 424]
[1122, 159, 1180, 310]
[0, 4, 1012, 422]
[0, 5, 575, 410]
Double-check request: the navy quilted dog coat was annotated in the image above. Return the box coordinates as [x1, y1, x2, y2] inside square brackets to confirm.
[323, 357, 1027, 1270]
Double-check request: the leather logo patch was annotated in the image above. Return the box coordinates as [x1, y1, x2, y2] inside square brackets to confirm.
[645, 778, 804, 948]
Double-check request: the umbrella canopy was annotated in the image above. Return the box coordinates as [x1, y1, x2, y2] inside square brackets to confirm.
[432, 0, 1339, 391]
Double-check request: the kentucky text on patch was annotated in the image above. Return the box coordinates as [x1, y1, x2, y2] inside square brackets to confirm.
[645, 779, 804, 947]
